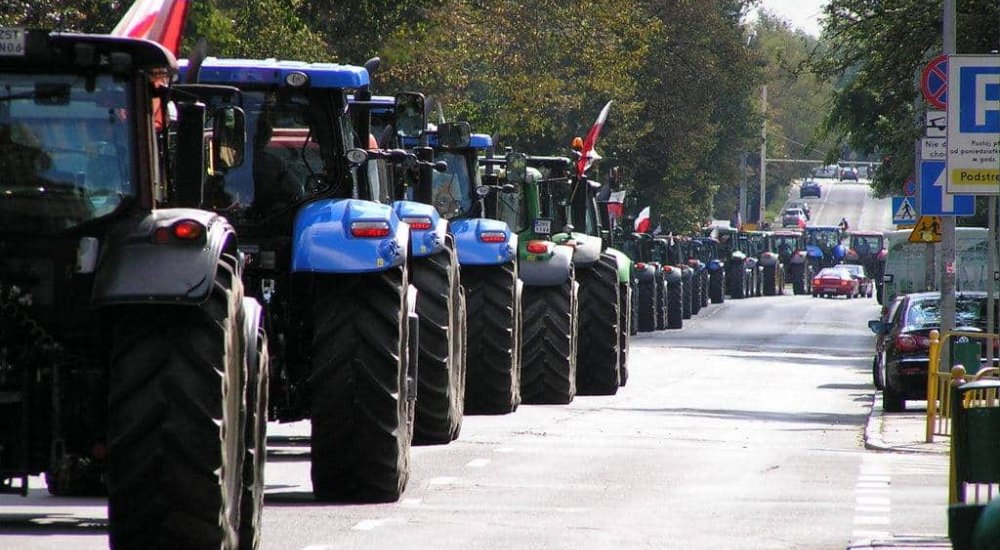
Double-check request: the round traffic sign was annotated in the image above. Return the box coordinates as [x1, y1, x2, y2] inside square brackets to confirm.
[921, 54, 948, 109]
[903, 176, 917, 197]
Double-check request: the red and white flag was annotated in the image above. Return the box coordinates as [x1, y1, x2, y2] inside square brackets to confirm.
[577, 100, 613, 177]
[111, 0, 190, 56]
[634, 206, 651, 233]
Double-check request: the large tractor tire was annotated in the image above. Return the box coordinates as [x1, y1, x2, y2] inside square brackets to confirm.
[108, 258, 246, 550]
[618, 282, 631, 387]
[520, 277, 578, 404]
[629, 279, 638, 336]
[310, 268, 412, 503]
[667, 279, 683, 330]
[462, 262, 520, 415]
[636, 278, 657, 333]
[411, 247, 465, 444]
[690, 271, 702, 315]
[709, 270, 725, 304]
[762, 265, 777, 296]
[239, 307, 268, 550]
[681, 272, 693, 319]
[575, 256, 621, 396]
[701, 272, 710, 308]
[790, 263, 806, 295]
[655, 272, 668, 330]
[728, 265, 746, 299]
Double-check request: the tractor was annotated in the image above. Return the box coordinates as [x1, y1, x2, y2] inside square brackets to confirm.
[845, 230, 887, 302]
[773, 230, 810, 295]
[0, 31, 266, 549]
[180, 57, 425, 503]
[804, 225, 847, 273]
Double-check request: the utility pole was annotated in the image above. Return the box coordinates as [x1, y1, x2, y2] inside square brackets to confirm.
[940, 0, 956, 361]
[759, 84, 767, 226]
[739, 153, 748, 224]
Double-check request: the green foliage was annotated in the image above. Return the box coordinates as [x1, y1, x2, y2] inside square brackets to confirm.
[0, 0, 125, 33]
[814, 0, 1000, 198]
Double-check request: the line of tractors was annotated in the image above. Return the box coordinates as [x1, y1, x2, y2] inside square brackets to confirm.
[0, 29, 889, 550]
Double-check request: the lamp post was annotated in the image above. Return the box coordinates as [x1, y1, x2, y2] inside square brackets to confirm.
[759, 84, 767, 226]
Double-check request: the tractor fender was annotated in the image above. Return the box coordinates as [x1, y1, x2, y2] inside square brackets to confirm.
[92, 208, 236, 306]
[730, 251, 747, 262]
[876, 248, 888, 261]
[520, 244, 574, 287]
[393, 200, 446, 258]
[789, 250, 808, 265]
[242, 296, 265, 375]
[806, 244, 823, 259]
[707, 259, 723, 272]
[291, 198, 408, 274]
[633, 263, 656, 283]
[758, 252, 779, 267]
[449, 217, 516, 266]
[603, 247, 632, 283]
[662, 265, 683, 283]
[832, 244, 847, 262]
[566, 233, 603, 267]
[687, 259, 705, 272]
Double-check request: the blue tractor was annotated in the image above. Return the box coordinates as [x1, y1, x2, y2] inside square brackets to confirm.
[179, 58, 421, 503]
[359, 95, 520, 415]
[804, 225, 847, 274]
[351, 91, 468, 443]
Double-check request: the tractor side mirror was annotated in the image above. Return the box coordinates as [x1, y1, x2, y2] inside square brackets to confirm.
[394, 92, 426, 139]
[437, 121, 471, 148]
[212, 105, 246, 171]
[505, 152, 527, 185]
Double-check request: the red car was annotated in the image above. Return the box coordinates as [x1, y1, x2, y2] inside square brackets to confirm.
[810, 267, 858, 298]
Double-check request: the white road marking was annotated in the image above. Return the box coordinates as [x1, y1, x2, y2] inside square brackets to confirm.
[856, 496, 890, 506]
[301, 545, 333, 550]
[494, 447, 517, 453]
[856, 481, 890, 489]
[399, 498, 423, 507]
[466, 458, 490, 468]
[352, 518, 402, 531]
[851, 529, 891, 539]
[854, 516, 891, 525]
[851, 455, 893, 542]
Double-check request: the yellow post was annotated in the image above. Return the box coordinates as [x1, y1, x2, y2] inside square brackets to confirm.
[926, 330, 941, 443]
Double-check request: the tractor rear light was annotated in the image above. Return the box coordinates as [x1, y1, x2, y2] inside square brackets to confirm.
[402, 216, 433, 231]
[634, 262, 646, 270]
[526, 241, 549, 254]
[173, 220, 204, 240]
[480, 231, 506, 243]
[152, 227, 171, 243]
[351, 221, 391, 238]
[663, 265, 673, 273]
[894, 335, 919, 353]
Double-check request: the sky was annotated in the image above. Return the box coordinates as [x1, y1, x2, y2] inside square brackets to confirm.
[751, 0, 828, 37]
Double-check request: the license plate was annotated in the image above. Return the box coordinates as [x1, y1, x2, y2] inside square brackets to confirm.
[533, 218, 552, 236]
[0, 29, 25, 57]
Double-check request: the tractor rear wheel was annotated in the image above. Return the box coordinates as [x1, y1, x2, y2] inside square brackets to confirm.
[709, 270, 725, 304]
[463, 262, 520, 415]
[682, 272, 693, 319]
[690, 272, 702, 315]
[108, 258, 246, 550]
[239, 305, 268, 550]
[790, 264, 806, 295]
[520, 277, 578, 404]
[762, 265, 777, 296]
[576, 256, 621, 396]
[310, 268, 412, 503]
[618, 281, 631, 387]
[667, 279, 683, 330]
[411, 248, 465, 444]
[636, 278, 656, 332]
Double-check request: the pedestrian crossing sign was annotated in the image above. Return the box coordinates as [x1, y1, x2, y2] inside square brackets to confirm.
[892, 196, 918, 225]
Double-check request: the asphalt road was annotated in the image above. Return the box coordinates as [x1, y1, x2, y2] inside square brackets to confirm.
[2, 177, 949, 550]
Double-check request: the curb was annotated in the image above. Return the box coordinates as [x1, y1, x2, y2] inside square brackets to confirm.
[863, 392, 950, 455]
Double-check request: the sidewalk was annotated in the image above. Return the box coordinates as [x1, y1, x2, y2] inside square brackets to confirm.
[849, 393, 952, 549]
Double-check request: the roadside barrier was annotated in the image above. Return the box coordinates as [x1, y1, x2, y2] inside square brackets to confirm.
[926, 330, 1000, 443]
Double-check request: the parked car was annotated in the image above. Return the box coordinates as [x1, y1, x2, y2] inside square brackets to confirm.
[810, 267, 858, 298]
[868, 291, 992, 412]
[870, 296, 905, 391]
[782, 207, 807, 228]
[839, 264, 873, 298]
[800, 180, 821, 198]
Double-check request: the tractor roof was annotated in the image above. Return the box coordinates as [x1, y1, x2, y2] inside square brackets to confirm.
[848, 230, 883, 236]
[191, 57, 368, 89]
[2, 30, 176, 73]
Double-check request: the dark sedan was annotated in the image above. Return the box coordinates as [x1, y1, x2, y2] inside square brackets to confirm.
[799, 180, 821, 198]
[868, 292, 991, 412]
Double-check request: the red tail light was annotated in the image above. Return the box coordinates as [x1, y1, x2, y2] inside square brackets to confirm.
[894, 335, 919, 353]
[634, 262, 646, 270]
[479, 231, 506, 243]
[812, 278, 821, 286]
[402, 216, 433, 231]
[351, 221, 391, 238]
[526, 241, 548, 254]
[173, 220, 204, 240]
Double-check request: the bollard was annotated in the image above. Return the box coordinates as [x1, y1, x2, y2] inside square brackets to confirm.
[927, 330, 942, 442]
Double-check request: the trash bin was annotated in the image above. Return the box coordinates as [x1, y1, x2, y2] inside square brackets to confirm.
[950, 380, 1000, 550]
[952, 336, 983, 375]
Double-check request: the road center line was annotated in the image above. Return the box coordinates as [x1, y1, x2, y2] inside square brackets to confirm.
[466, 458, 490, 468]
